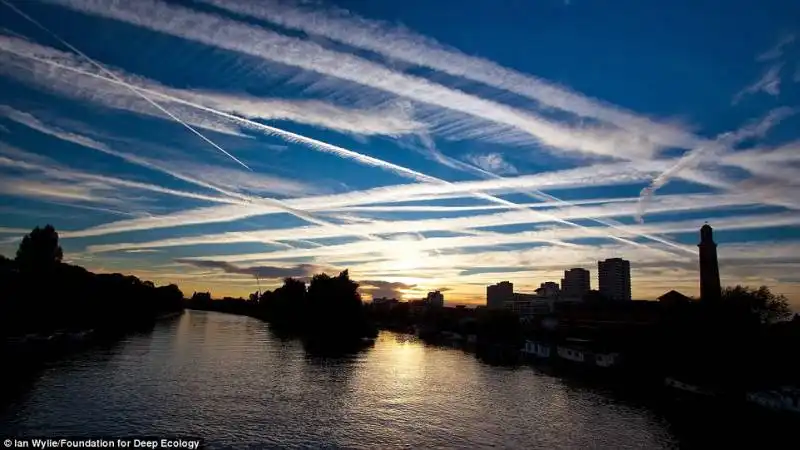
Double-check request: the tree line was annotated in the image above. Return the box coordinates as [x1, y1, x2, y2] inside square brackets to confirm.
[187, 270, 378, 342]
[0, 225, 184, 339]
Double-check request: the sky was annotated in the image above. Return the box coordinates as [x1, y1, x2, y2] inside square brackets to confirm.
[0, 0, 799, 306]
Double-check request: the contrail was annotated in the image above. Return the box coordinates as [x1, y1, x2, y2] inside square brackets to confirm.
[45, 0, 664, 161]
[636, 107, 795, 222]
[9, 48, 688, 256]
[413, 134, 692, 254]
[0, 0, 252, 171]
[0, 4, 385, 243]
[462, 158, 694, 254]
[200, 0, 701, 151]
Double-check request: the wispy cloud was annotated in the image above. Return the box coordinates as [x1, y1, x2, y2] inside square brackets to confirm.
[0, 176, 120, 204]
[82, 194, 768, 255]
[0, 106, 317, 199]
[732, 64, 783, 104]
[636, 107, 795, 222]
[0, 143, 249, 206]
[13, 21, 769, 259]
[0, 226, 31, 235]
[197, 0, 700, 151]
[5, 38, 700, 253]
[175, 91, 424, 137]
[756, 33, 795, 61]
[173, 211, 799, 267]
[48, 0, 674, 160]
[0, 35, 627, 250]
[464, 153, 518, 175]
[0, 34, 423, 138]
[0, 105, 380, 242]
[1, 0, 797, 304]
[0, 34, 247, 137]
[62, 159, 674, 239]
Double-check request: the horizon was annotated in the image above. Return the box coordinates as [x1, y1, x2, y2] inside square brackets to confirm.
[1, 0, 799, 307]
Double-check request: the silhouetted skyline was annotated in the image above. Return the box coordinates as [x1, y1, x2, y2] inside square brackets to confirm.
[0, 0, 798, 306]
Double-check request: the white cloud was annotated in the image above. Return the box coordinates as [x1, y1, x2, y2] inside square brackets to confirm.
[0, 176, 119, 204]
[174, 91, 424, 137]
[0, 106, 316, 199]
[0, 107, 386, 243]
[0, 35, 423, 138]
[62, 159, 673, 238]
[3, 33, 754, 254]
[197, 0, 700, 151]
[636, 107, 795, 222]
[48, 0, 672, 160]
[464, 153, 518, 175]
[732, 64, 783, 104]
[0, 35, 247, 137]
[0, 144, 246, 206]
[7, 43, 690, 251]
[3, 1, 798, 303]
[756, 34, 795, 61]
[82, 194, 768, 254]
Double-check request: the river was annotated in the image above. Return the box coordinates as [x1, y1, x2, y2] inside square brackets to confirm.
[0, 310, 791, 449]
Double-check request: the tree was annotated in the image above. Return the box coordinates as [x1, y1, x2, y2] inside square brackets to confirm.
[722, 285, 792, 324]
[15, 225, 63, 269]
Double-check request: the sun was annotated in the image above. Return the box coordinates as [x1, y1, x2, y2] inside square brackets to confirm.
[383, 234, 428, 271]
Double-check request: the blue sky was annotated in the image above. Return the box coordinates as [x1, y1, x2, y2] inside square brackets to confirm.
[0, 0, 799, 305]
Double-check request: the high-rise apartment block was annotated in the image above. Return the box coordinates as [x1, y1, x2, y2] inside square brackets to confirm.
[561, 268, 590, 299]
[598, 258, 632, 301]
[487, 281, 513, 309]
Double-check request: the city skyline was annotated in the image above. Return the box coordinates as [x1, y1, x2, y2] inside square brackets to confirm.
[1, 0, 799, 306]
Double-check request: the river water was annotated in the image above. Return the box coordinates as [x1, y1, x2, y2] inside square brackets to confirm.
[0, 310, 788, 449]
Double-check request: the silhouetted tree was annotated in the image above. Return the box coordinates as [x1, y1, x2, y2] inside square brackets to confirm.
[248, 271, 377, 341]
[1, 225, 184, 340]
[305, 270, 374, 339]
[15, 225, 62, 270]
[722, 285, 791, 324]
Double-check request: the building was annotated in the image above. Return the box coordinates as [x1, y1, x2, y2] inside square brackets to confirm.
[504, 293, 551, 319]
[561, 268, 590, 300]
[698, 224, 721, 303]
[425, 290, 444, 308]
[536, 281, 560, 299]
[487, 281, 513, 309]
[409, 299, 428, 316]
[658, 290, 692, 307]
[372, 297, 399, 306]
[598, 258, 632, 301]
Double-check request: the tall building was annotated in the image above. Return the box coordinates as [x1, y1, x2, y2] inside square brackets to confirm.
[698, 224, 721, 302]
[487, 281, 513, 309]
[425, 290, 445, 308]
[561, 268, 590, 299]
[598, 258, 632, 301]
